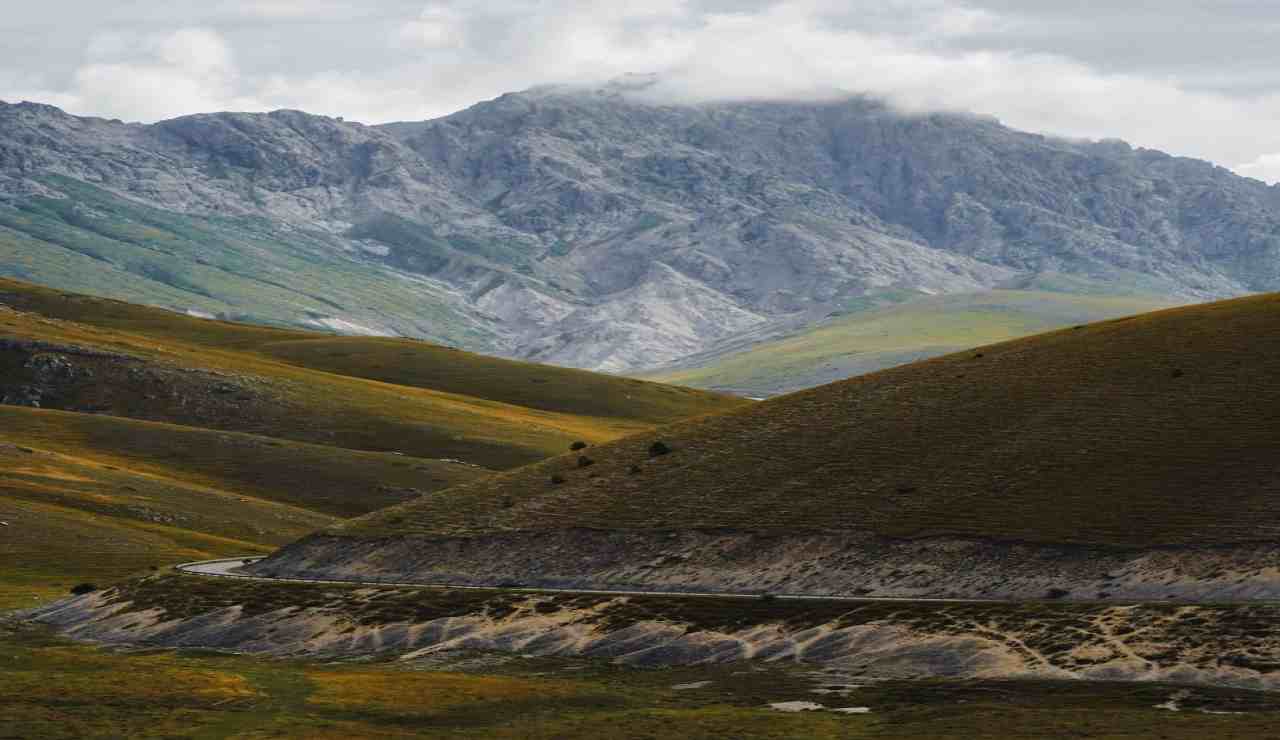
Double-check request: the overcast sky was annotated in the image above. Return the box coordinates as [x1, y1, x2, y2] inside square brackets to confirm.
[5, 1, 1280, 182]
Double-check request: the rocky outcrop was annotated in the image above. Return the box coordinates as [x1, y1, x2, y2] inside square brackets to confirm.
[21, 575, 1280, 691]
[3, 89, 1280, 371]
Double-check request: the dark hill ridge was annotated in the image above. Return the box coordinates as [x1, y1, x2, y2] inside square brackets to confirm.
[3, 89, 1280, 373]
[252, 294, 1280, 601]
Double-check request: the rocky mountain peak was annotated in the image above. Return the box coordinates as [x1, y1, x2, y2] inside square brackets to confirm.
[3, 89, 1280, 372]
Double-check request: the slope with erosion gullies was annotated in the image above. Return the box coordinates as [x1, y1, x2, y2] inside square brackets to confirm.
[0, 278, 744, 468]
[647, 276, 1177, 396]
[254, 294, 1280, 601]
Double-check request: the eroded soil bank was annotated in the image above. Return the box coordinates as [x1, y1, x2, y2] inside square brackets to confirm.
[248, 530, 1280, 602]
[19, 574, 1280, 692]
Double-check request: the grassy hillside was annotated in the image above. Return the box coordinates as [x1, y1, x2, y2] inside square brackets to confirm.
[339, 293, 1280, 548]
[0, 277, 741, 606]
[0, 276, 736, 424]
[649, 281, 1175, 396]
[0, 278, 744, 469]
[0, 407, 488, 608]
[0, 175, 486, 346]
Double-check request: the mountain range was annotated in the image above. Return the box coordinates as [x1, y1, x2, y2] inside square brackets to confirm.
[4, 81, 1280, 374]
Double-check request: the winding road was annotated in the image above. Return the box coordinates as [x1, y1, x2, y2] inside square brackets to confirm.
[174, 556, 993, 604]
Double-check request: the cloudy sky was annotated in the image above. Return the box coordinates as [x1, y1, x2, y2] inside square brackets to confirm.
[5, 1, 1280, 182]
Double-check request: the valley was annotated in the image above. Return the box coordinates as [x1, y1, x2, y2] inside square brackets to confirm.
[0, 278, 737, 608]
[5, 72, 1280, 739]
[5, 88, 1280, 387]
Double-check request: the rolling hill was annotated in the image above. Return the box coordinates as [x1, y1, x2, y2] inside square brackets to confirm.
[253, 293, 1280, 601]
[0, 277, 742, 607]
[647, 275, 1176, 396]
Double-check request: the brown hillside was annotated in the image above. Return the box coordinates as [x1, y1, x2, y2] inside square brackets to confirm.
[337, 293, 1280, 549]
[0, 277, 744, 469]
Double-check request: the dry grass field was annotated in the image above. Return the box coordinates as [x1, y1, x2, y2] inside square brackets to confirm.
[340, 293, 1280, 548]
[0, 277, 741, 607]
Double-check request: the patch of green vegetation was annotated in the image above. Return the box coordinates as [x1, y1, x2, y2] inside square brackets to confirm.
[344, 293, 1280, 549]
[0, 175, 487, 345]
[650, 281, 1174, 395]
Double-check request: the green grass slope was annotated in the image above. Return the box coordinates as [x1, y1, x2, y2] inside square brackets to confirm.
[649, 280, 1175, 396]
[0, 175, 486, 346]
[340, 293, 1280, 548]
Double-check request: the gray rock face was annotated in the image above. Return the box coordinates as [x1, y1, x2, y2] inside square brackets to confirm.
[3, 89, 1279, 371]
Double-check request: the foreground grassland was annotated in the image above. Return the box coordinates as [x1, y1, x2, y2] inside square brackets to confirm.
[342, 293, 1280, 547]
[650, 284, 1174, 396]
[2, 623, 1278, 739]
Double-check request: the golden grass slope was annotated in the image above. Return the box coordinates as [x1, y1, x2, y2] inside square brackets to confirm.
[340, 293, 1280, 548]
[0, 406, 488, 608]
[0, 277, 741, 605]
[0, 277, 744, 469]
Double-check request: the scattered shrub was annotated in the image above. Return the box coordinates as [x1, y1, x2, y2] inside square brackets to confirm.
[577, 455, 595, 468]
[550, 474, 567, 485]
[648, 441, 672, 458]
[70, 583, 98, 596]
[570, 441, 588, 451]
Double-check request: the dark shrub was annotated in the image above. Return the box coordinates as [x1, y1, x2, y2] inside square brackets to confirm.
[648, 441, 672, 458]
[577, 455, 595, 468]
[570, 441, 588, 451]
[501, 496, 515, 508]
[550, 474, 567, 485]
[1045, 588, 1071, 600]
[627, 464, 642, 475]
[70, 583, 97, 596]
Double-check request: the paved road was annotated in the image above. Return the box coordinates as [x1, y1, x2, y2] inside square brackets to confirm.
[174, 557, 992, 604]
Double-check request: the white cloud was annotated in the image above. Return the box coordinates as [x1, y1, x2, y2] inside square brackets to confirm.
[5, 0, 1280, 182]
[1236, 154, 1280, 185]
[397, 5, 466, 49]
